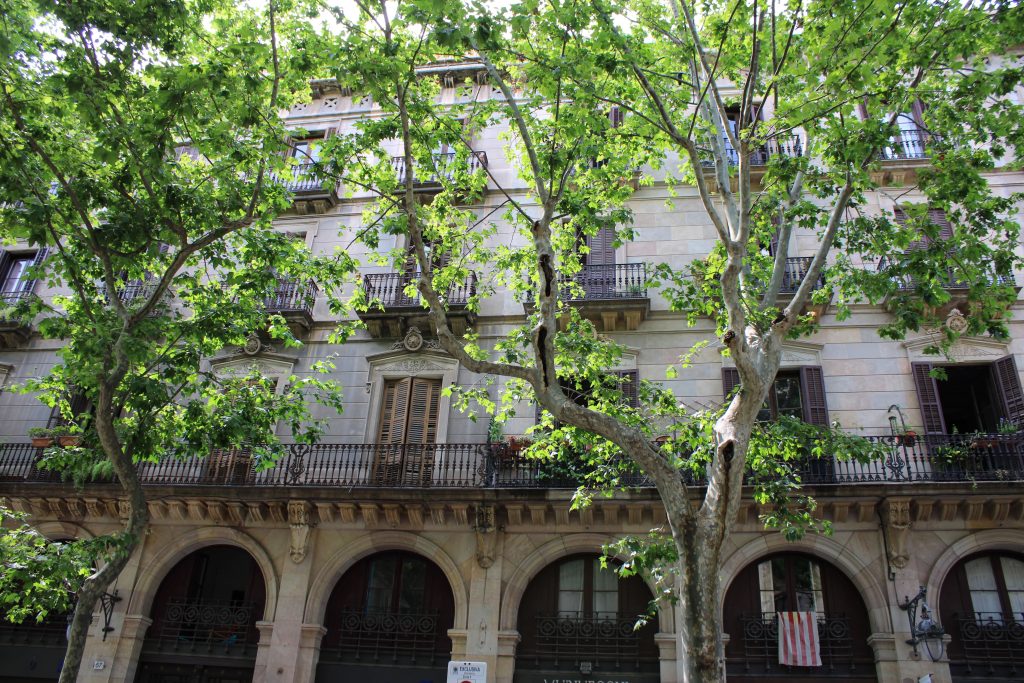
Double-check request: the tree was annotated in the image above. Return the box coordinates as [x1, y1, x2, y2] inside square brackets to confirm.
[0, 1, 355, 681]
[331, 1, 1024, 681]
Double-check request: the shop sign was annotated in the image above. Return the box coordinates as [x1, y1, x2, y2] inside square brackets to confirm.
[447, 661, 487, 683]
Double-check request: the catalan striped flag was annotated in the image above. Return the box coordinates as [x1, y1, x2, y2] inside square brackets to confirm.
[777, 611, 822, 667]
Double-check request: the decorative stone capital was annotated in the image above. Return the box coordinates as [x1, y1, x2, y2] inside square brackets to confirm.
[881, 498, 912, 570]
[474, 505, 497, 568]
[288, 500, 314, 563]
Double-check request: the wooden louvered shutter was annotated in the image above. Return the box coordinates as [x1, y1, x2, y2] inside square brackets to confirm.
[406, 378, 441, 445]
[799, 366, 830, 426]
[377, 378, 412, 443]
[0, 251, 10, 290]
[927, 209, 954, 240]
[585, 226, 616, 267]
[912, 363, 947, 435]
[20, 247, 49, 294]
[722, 366, 741, 400]
[615, 370, 639, 408]
[993, 356, 1024, 426]
[609, 106, 624, 129]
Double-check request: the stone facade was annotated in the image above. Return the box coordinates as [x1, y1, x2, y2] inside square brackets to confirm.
[1, 76, 1024, 683]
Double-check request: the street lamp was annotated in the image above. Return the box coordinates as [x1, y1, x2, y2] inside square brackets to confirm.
[899, 586, 945, 661]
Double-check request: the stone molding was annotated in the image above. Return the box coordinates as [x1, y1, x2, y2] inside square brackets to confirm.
[902, 334, 1009, 363]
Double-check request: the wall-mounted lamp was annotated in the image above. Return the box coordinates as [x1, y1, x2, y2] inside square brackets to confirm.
[899, 586, 945, 661]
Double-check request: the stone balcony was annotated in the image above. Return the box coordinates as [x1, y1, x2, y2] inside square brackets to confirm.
[524, 263, 650, 332]
[358, 271, 477, 338]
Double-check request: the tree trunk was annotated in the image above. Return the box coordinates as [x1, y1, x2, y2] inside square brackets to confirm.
[674, 520, 728, 683]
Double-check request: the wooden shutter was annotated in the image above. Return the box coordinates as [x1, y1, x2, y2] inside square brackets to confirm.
[585, 226, 616, 267]
[377, 378, 412, 443]
[799, 366, 830, 426]
[614, 370, 639, 408]
[20, 247, 49, 294]
[608, 106, 624, 129]
[912, 362, 947, 435]
[722, 366, 741, 400]
[0, 250, 10, 290]
[927, 208, 954, 240]
[406, 377, 442, 445]
[993, 355, 1024, 426]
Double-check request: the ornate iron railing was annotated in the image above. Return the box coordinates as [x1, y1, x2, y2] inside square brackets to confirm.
[391, 151, 488, 186]
[951, 612, 1024, 676]
[322, 609, 445, 664]
[558, 263, 648, 302]
[879, 129, 930, 160]
[144, 599, 259, 656]
[779, 256, 825, 293]
[1, 431, 1023, 489]
[363, 271, 477, 310]
[0, 613, 68, 647]
[523, 612, 650, 670]
[735, 613, 870, 675]
[268, 162, 330, 194]
[264, 279, 317, 318]
[703, 134, 804, 167]
[875, 256, 1017, 290]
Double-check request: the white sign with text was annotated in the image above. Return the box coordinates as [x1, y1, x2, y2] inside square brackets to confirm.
[447, 661, 487, 683]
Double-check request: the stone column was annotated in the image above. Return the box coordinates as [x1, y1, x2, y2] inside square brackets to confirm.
[105, 615, 152, 683]
[294, 625, 327, 683]
[461, 509, 503, 680]
[655, 632, 679, 683]
[494, 631, 520, 683]
[258, 505, 316, 683]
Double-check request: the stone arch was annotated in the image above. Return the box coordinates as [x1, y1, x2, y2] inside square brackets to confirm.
[926, 528, 1024, 616]
[125, 527, 278, 621]
[32, 520, 94, 540]
[305, 531, 469, 629]
[499, 533, 673, 633]
[721, 533, 891, 634]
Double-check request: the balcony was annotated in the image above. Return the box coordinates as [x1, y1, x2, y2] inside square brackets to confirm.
[700, 134, 804, 183]
[949, 612, 1024, 679]
[268, 162, 337, 215]
[263, 278, 317, 334]
[143, 598, 260, 658]
[875, 257, 1020, 317]
[390, 151, 488, 194]
[0, 291, 35, 348]
[525, 263, 650, 332]
[358, 271, 477, 338]
[879, 129, 930, 161]
[729, 612, 873, 678]
[779, 256, 826, 294]
[521, 612, 656, 671]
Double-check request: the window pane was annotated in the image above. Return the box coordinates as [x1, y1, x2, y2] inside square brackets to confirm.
[558, 560, 584, 615]
[592, 559, 618, 616]
[3, 258, 32, 293]
[1000, 557, 1024, 618]
[771, 557, 788, 613]
[366, 557, 397, 612]
[757, 561, 775, 616]
[965, 557, 1003, 619]
[775, 375, 804, 420]
[398, 558, 426, 613]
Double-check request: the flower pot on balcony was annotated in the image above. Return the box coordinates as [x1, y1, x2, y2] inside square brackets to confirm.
[31, 436, 54, 448]
[57, 436, 81, 447]
[896, 431, 917, 447]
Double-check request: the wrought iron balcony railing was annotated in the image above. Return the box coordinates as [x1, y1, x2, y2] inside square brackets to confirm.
[879, 128, 931, 161]
[363, 271, 477, 310]
[950, 611, 1024, 675]
[391, 151, 488, 187]
[145, 598, 259, 656]
[1, 430, 1022, 489]
[268, 162, 331, 194]
[875, 257, 1018, 291]
[523, 612, 651, 670]
[264, 279, 317, 318]
[321, 609, 446, 664]
[0, 613, 68, 647]
[734, 612, 871, 675]
[702, 134, 804, 168]
[557, 263, 649, 302]
[779, 256, 825, 293]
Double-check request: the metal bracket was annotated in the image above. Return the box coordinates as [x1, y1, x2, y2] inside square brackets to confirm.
[99, 591, 122, 641]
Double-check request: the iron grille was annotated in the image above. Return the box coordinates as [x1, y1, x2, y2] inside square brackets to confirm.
[952, 612, 1024, 675]
[527, 612, 646, 670]
[737, 612, 865, 675]
[324, 609, 445, 664]
[144, 599, 259, 656]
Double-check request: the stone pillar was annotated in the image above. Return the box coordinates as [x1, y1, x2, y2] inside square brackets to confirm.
[294, 625, 326, 683]
[105, 615, 152, 683]
[655, 632, 678, 683]
[462, 522, 503, 677]
[495, 631, 520, 683]
[258, 524, 316, 683]
[253, 622, 274, 683]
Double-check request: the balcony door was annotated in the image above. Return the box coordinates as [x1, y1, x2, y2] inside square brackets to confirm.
[373, 377, 441, 486]
[579, 225, 615, 298]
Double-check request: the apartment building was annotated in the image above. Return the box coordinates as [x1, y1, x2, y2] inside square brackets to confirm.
[0, 64, 1023, 683]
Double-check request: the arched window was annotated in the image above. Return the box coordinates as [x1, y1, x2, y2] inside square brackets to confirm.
[515, 554, 659, 681]
[317, 552, 454, 683]
[940, 551, 1024, 682]
[723, 553, 876, 682]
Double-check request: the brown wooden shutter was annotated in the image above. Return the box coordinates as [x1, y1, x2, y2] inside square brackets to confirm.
[614, 370, 639, 408]
[912, 362, 947, 435]
[993, 355, 1024, 426]
[585, 226, 616, 267]
[609, 106, 624, 129]
[20, 247, 49, 293]
[377, 377, 412, 443]
[406, 377, 442, 444]
[722, 366, 741, 400]
[799, 366, 830, 426]
[927, 208, 954, 240]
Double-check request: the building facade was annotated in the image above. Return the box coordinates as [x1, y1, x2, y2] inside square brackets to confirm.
[1, 67, 1024, 683]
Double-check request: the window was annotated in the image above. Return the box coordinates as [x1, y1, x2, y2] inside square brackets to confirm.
[912, 356, 1024, 434]
[364, 554, 429, 613]
[557, 557, 619, 617]
[0, 249, 47, 300]
[721, 366, 829, 426]
[376, 377, 442, 445]
[291, 137, 323, 164]
[757, 555, 825, 618]
[894, 207, 953, 250]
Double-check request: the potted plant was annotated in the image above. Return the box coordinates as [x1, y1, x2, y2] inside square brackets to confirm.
[52, 426, 81, 447]
[27, 427, 54, 448]
[895, 429, 918, 448]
